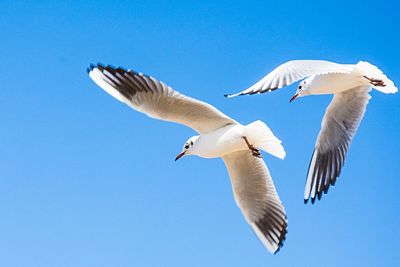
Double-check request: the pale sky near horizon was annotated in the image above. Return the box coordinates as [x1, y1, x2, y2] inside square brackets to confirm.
[1, 0, 399, 266]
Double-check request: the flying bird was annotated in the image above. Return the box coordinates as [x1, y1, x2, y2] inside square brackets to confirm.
[87, 64, 288, 253]
[226, 60, 397, 204]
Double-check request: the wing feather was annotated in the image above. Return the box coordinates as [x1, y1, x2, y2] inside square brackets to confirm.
[88, 64, 236, 134]
[226, 60, 351, 97]
[304, 86, 371, 203]
[222, 150, 287, 254]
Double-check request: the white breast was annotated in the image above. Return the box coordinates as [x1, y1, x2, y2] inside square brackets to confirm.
[194, 124, 247, 158]
[308, 73, 364, 95]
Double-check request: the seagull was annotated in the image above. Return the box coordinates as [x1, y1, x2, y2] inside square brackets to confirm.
[87, 63, 288, 254]
[226, 60, 397, 204]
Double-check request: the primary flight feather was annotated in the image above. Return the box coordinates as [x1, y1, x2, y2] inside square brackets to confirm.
[226, 60, 397, 204]
[88, 64, 287, 253]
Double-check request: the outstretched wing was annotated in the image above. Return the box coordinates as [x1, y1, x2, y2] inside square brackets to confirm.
[222, 150, 287, 254]
[304, 86, 371, 203]
[226, 60, 351, 97]
[88, 64, 237, 134]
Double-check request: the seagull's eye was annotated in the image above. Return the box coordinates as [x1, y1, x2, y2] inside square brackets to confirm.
[185, 144, 189, 149]
[299, 85, 302, 89]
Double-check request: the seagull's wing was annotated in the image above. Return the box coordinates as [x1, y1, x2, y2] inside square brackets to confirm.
[304, 85, 371, 204]
[226, 60, 351, 97]
[88, 64, 237, 134]
[222, 150, 287, 254]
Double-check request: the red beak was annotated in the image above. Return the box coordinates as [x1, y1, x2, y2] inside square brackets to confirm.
[289, 93, 299, 103]
[175, 151, 185, 161]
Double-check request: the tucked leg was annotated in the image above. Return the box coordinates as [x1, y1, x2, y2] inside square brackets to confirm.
[363, 76, 386, 87]
[242, 136, 262, 158]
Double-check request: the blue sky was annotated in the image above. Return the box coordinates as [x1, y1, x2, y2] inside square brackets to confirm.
[1, 0, 399, 266]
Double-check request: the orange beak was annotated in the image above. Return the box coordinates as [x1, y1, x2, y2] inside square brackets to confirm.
[175, 151, 186, 161]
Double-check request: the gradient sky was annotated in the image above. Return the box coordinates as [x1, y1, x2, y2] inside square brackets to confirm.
[1, 1, 399, 266]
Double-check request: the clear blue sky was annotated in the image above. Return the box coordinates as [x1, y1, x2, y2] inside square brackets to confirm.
[1, 1, 399, 266]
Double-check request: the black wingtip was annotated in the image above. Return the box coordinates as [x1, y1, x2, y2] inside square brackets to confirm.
[273, 221, 288, 255]
[106, 63, 117, 70]
[117, 65, 128, 72]
[226, 93, 247, 98]
[87, 63, 107, 74]
[304, 196, 321, 204]
[323, 186, 329, 194]
[87, 63, 96, 73]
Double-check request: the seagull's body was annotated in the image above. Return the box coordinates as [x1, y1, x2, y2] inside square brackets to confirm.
[303, 72, 363, 95]
[227, 60, 397, 203]
[190, 124, 246, 158]
[88, 64, 287, 254]
[192, 123, 284, 159]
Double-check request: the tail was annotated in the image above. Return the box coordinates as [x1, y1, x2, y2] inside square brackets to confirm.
[355, 61, 398, 94]
[245, 120, 286, 159]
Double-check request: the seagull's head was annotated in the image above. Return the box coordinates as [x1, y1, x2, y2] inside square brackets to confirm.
[290, 78, 311, 102]
[175, 136, 199, 161]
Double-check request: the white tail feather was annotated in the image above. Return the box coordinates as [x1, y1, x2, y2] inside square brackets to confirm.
[245, 120, 286, 159]
[356, 61, 398, 94]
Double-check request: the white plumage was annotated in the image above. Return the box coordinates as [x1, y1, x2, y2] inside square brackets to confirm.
[226, 60, 352, 97]
[88, 64, 287, 253]
[227, 60, 397, 203]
